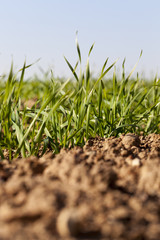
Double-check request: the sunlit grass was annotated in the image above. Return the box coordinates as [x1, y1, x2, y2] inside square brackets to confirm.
[1, 40, 160, 160]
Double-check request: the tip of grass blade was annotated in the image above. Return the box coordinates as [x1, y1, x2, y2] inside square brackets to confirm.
[88, 43, 95, 57]
[76, 33, 81, 64]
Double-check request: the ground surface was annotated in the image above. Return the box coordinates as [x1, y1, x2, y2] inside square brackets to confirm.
[0, 133, 160, 240]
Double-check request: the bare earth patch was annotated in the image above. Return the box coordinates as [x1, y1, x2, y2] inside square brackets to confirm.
[0, 133, 160, 240]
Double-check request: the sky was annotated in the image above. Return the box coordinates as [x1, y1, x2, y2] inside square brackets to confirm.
[0, 0, 160, 79]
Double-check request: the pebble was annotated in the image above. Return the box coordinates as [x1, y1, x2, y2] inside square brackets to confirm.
[132, 158, 141, 167]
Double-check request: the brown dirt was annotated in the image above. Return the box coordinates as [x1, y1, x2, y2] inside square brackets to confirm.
[0, 133, 160, 240]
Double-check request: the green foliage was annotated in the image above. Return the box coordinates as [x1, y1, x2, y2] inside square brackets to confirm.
[0, 41, 160, 160]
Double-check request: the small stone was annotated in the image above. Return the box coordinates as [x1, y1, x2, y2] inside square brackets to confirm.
[132, 158, 141, 167]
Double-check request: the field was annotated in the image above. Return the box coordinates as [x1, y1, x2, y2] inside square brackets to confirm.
[0, 43, 160, 239]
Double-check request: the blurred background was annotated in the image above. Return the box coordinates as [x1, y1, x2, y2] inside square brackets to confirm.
[0, 0, 160, 79]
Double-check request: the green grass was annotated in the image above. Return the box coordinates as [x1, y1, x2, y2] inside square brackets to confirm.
[1, 40, 160, 160]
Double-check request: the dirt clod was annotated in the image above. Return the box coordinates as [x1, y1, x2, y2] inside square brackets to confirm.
[57, 207, 83, 237]
[122, 133, 140, 148]
[0, 133, 160, 240]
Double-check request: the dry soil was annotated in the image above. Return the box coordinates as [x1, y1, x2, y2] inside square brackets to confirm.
[0, 133, 160, 240]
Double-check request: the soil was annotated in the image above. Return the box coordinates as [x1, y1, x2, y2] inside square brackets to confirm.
[0, 133, 160, 240]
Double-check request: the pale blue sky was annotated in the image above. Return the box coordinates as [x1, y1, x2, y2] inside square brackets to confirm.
[0, 0, 160, 79]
